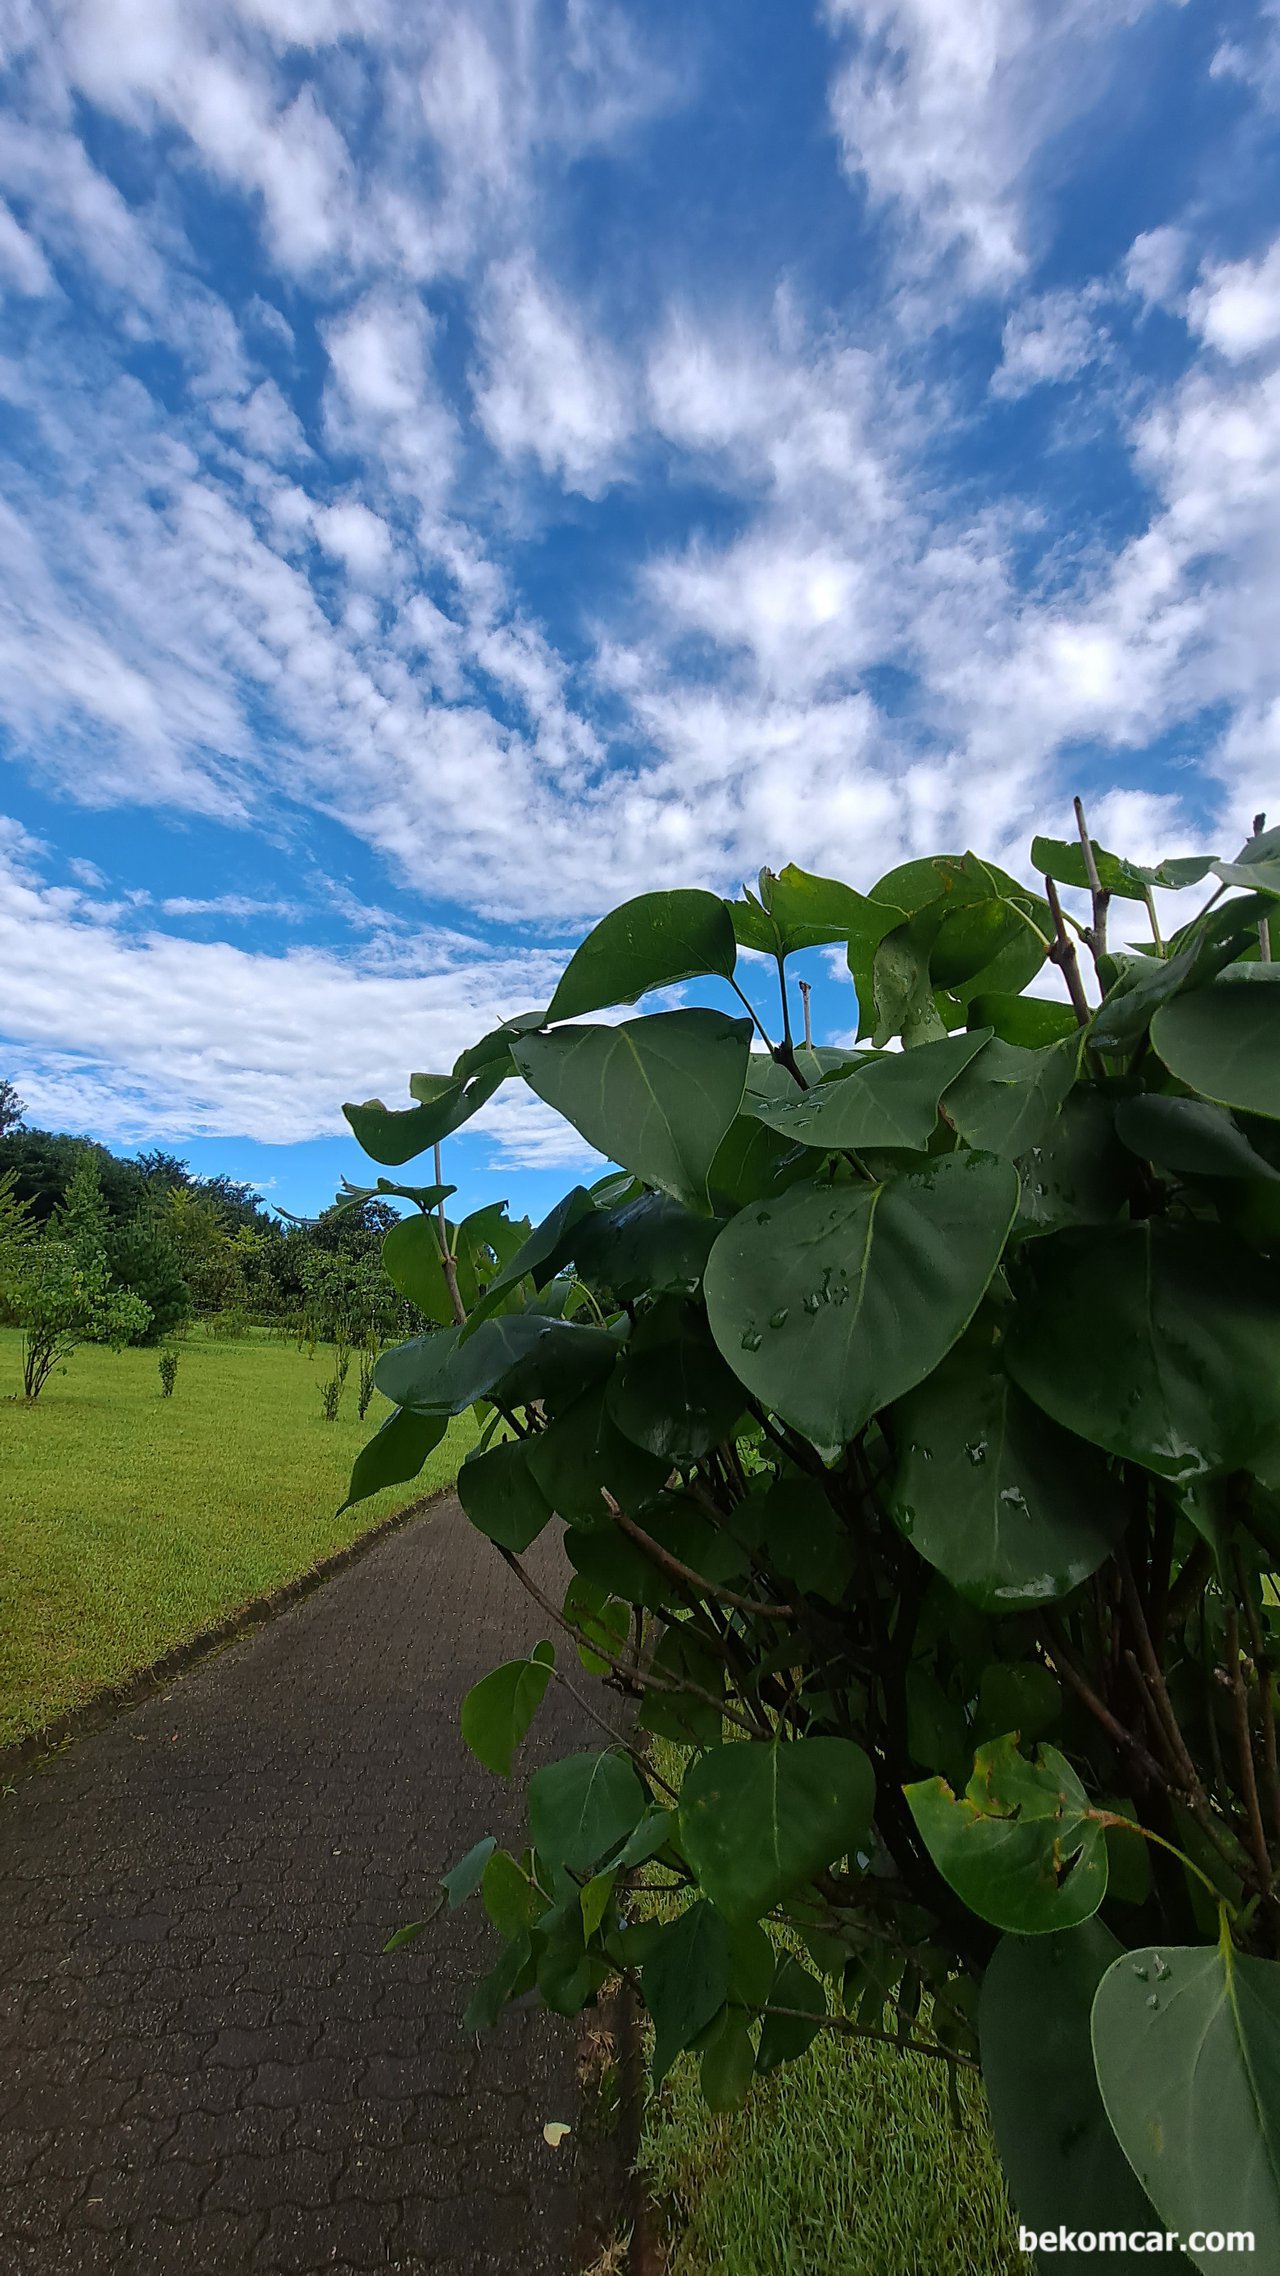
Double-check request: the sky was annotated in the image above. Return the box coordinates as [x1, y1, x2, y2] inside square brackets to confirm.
[1, 0, 1278, 1223]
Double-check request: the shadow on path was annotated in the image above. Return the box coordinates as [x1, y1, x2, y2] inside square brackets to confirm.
[0, 1499, 590, 2274]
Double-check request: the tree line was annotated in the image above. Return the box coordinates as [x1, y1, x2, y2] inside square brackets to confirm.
[0, 1079, 419, 1399]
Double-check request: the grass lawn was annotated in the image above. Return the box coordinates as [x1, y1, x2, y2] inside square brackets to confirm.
[0, 1326, 474, 1749]
[641, 2020, 1025, 2276]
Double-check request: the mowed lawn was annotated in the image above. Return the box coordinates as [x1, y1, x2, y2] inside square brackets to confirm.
[0, 1327, 474, 1748]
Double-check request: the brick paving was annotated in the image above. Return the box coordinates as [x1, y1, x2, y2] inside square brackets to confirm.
[0, 1500, 591, 2274]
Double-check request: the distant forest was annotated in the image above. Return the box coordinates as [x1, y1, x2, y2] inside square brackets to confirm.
[0, 1076, 413, 1349]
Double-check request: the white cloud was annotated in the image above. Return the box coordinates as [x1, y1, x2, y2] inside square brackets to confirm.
[471, 256, 633, 495]
[0, 822, 579, 1148]
[1124, 223, 1189, 311]
[823, 0, 1166, 288]
[313, 499, 394, 577]
[0, 199, 55, 296]
[991, 286, 1102, 396]
[1188, 240, 1280, 362]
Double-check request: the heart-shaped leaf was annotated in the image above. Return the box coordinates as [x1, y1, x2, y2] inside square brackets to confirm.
[942, 1034, 1081, 1159]
[1114, 1094, 1280, 1182]
[514, 1010, 752, 1211]
[528, 1750, 648, 1876]
[705, 1151, 1019, 1447]
[1005, 1221, 1280, 1485]
[679, 1738, 875, 1923]
[905, 1734, 1108, 1934]
[544, 890, 737, 1022]
[891, 1328, 1126, 1608]
[457, 1438, 553, 1553]
[461, 1644, 555, 1777]
[1151, 977, 1280, 1122]
[748, 1031, 989, 1153]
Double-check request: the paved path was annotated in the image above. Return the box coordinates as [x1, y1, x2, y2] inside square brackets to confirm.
[0, 1500, 592, 2275]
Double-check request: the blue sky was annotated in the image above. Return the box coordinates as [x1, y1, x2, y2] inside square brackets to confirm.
[1, 0, 1278, 1223]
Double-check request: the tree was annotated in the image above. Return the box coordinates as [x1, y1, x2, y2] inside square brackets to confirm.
[0, 1079, 26, 1137]
[106, 1216, 192, 1343]
[343, 814, 1280, 2260]
[10, 1239, 151, 1398]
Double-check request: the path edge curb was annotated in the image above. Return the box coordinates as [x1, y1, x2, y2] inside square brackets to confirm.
[0, 1484, 454, 1784]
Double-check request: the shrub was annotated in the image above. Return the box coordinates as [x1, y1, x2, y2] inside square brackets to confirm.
[106, 1217, 192, 1344]
[158, 1349, 179, 1398]
[344, 816, 1280, 2254]
[11, 1238, 151, 1399]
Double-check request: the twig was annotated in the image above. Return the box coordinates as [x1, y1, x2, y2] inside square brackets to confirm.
[756, 2003, 977, 2072]
[1043, 877, 1092, 1026]
[496, 1545, 769, 1741]
[1074, 794, 1111, 964]
[433, 1142, 467, 1326]
[1226, 1603, 1274, 1901]
[798, 978, 813, 1047]
[542, 1661, 680, 1800]
[604, 1495, 794, 1620]
[1254, 815, 1272, 962]
[1041, 1619, 1170, 1790]
[1237, 1552, 1280, 1851]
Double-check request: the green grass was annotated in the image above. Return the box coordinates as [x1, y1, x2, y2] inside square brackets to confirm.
[0, 1326, 475, 1748]
[641, 2018, 1026, 2276]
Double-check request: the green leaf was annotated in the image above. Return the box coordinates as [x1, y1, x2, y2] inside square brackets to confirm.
[375, 1315, 616, 1415]
[1151, 976, 1280, 1122]
[340, 1405, 448, 1513]
[526, 1382, 669, 1529]
[730, 865, 906, 960]
[890, 1328, 1126, 1609]
[942, 1034, 1080, 1159]
[904, 1734, 1108, 1934]
[756, 1953, 828, 2073]
[572, 1191, 720, 1300]
[606, 1296, 744, 1464]
[637, 1621, 726, 1746]
[642, 1901, 730, 2087]
[381, 1213, 469, 1324]
[461, 1642, 555, 1777]
[708, 1113, 813, 1210]
[343, 1062, 505, 1166]
[440, 1834, 499, 1907]
[464, 1931, 535, 2032]
[1089, 897, 1273, 1052]
[1213, 822, 1280, 896]
[1005, 1221, 1280, 1485]
[482, 1849, 540, 1939]
[748, 1031, 990, 1153]
[561, 1574, 631, 1672]
[452, 1010, 547, 1083]
[967, 992, 1082, 1048]
[544, 890, 737, 1022]
[1031, 834, 1213, 903]
[1092, 1935, 1280, 2275]
[704, 1152, 1019, 1448]
[1114, 1094, 1280, 1182]
[679, 1738, 875, 1924]
[700, 2008, 756, 2109]
[745, 1474, 853, 1601]
[867, 923, 948, 1047]
[457, 1438, 554, 1553]
[528, 1749, 648, 1875]
[514, 1010, 752, 1212]
[1015, 1087, 1130, 1239]
[980, 1924, 1180, 2273]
